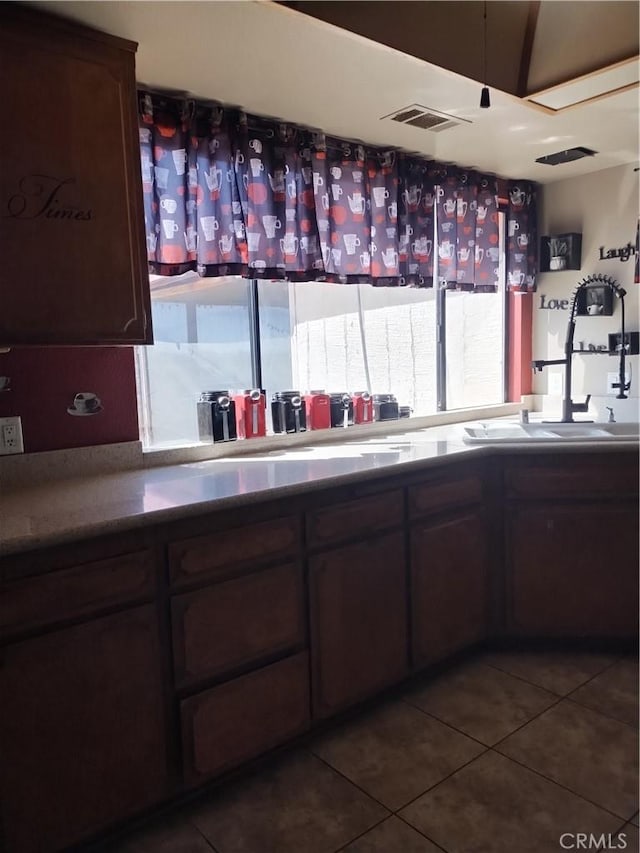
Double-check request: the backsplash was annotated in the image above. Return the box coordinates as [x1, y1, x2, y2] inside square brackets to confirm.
[533, 163, 639, 418]
[0, 347, 138, 453]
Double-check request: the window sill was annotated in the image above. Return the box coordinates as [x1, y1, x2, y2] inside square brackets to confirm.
[141, 403, 523, 469]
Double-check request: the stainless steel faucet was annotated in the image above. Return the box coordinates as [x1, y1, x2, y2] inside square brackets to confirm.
[532, 274, 629, 423]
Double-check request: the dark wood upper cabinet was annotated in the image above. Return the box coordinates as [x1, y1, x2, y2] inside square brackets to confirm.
[0, 7, 152, 345]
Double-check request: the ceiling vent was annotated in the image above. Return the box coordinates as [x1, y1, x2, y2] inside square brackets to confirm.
[535, 146, 598, 166]
[381, 104, 470, 133]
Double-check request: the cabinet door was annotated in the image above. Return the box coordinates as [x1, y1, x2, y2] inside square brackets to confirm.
[508, 504, 639, 638]
[411, 511, 488, 668]
[0, 9, 151, 345]
[309, 531, 408, 718]
[0, 605, 169, 853]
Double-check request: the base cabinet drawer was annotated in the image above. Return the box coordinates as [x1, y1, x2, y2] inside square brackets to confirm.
[306, 489, 403, 550]
[0, 549, 156, 640]
[504, 454, 639, 500]
[181, 653, 310, 786]
[408, 471, 483, 520]
[172, 562, 305, 688]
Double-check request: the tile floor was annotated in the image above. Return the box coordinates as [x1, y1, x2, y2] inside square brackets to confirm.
[106, 651, 638, 853]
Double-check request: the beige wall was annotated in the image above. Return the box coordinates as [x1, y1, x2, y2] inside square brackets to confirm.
[533, 164, 639, 420]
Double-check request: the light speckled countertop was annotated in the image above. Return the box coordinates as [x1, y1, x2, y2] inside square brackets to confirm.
[0, 421, 636, 556]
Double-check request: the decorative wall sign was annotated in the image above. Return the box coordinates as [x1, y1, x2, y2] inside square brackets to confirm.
[4, 175, 93, 221]
[574, 340, 608, 353]
[598, 241, 636, 263]
[538, 294, 570, 310]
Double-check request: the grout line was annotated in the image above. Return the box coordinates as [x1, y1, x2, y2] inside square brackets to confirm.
[481, 653, 619, 697]
[309, 741, 491, 827]
[490, 749, 636, 824]
[394, 812, 451, 852]
[399, 660, 566, 749]
[307, 748, 393, 814]
[489, 694, 567, 749]
[389, 748, 491, 814]
[190, 822, 221, 853]
[400, 695, 494, 749]
[330, 815, 393, 853]
[562, 694, 639, 731]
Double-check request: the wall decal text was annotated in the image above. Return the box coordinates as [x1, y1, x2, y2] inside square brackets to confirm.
[538, 295, 570, 310]
[598, 241, 636, 263]
[4, 175, 93, 221]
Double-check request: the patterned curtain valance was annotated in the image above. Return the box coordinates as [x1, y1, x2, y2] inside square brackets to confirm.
[505, 180, 538, 293]
[140, 91, 537, 292]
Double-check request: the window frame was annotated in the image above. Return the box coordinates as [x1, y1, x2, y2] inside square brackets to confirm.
[136, 234, 508, 449]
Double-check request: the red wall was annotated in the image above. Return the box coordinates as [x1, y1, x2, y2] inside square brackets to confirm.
[507, 292, 533, 401]
[0, 347, 139, 454]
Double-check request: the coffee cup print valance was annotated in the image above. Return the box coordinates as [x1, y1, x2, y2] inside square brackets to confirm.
[139, 92, 537, 292]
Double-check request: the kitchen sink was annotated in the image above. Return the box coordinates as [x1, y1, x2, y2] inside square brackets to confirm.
[462, 421, 640, 444]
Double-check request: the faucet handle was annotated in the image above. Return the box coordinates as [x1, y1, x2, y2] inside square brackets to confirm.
[606, 407, 616, 423]
[572, 394, 591, 413]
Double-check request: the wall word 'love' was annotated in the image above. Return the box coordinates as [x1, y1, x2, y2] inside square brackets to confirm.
[538, 295, 569, 310]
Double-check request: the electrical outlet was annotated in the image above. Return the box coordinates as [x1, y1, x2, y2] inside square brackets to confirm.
[0, 416, 24, 455]
[607, 372, 631, 395]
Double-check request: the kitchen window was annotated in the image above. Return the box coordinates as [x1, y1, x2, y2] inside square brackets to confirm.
[136, 236, 505, 450]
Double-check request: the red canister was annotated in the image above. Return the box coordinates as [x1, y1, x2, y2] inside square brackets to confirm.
[234, 389, 266, 439]
[303, 390, 331, 430]
[353, 391, 374, 424]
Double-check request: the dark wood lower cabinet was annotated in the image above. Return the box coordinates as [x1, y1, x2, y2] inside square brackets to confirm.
[508, 504, 639, 638]
[411, 510, 488, 668]
[309, 530, 408, 718]
[180, 653, 310, 786]
[1, 449, 637, 853]
[0, 605, 169, 853]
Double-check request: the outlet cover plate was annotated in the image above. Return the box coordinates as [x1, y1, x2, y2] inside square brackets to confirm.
[0, 416, 24, 455]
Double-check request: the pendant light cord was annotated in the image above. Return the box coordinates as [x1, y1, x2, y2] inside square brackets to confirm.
[483, 1, 487, 85]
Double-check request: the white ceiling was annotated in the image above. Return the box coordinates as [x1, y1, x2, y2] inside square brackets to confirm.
[35, 0, 640, 184]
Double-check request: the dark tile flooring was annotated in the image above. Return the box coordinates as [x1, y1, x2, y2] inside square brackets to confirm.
[107, 652, 638, 853]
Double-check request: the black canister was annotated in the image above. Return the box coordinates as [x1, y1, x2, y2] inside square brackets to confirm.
[271, 391, 307, 434]
[399, 406, 412, 419]
[329, 393, 354, 428]
[373, 393, 399, 421]
[197, 391, 237, 442]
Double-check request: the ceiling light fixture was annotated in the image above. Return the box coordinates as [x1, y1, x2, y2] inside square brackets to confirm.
[480, 1, 490, 109]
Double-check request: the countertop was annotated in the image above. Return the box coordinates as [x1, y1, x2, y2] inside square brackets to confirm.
[1, 421, 637, 557]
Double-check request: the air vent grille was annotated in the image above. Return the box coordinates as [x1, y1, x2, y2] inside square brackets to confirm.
[535, 146, 598, 166]
[391, 109, 423, 123]
[382, 103, 470, 133]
